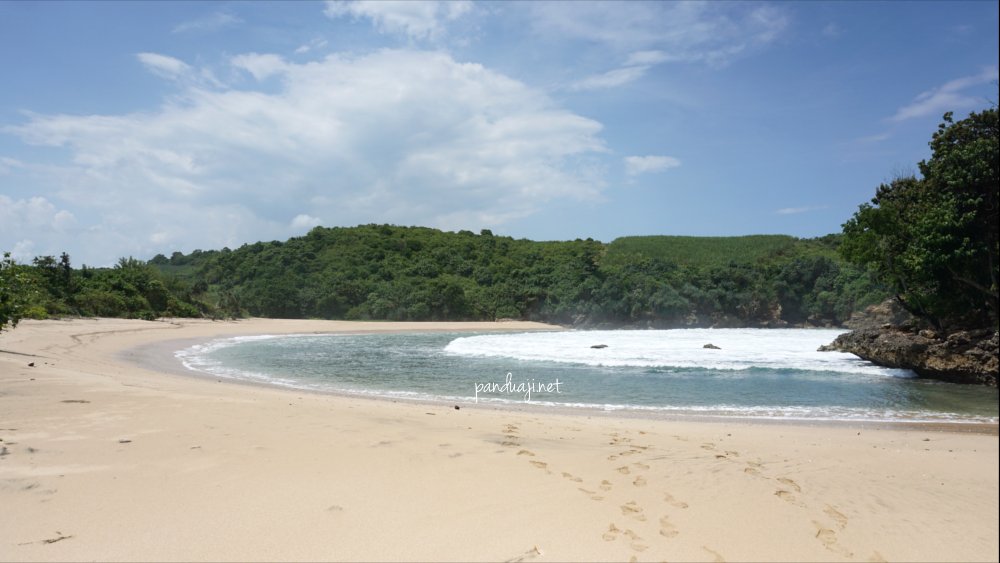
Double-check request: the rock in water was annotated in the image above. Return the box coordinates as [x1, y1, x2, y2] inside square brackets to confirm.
[703, 343, 721, 350]
[591, 344, 608, 349]
[822, 328, 998, 386]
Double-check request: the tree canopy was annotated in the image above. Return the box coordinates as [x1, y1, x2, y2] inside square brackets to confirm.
[2, 226, 883, 328]
[840, 108, 999, 330]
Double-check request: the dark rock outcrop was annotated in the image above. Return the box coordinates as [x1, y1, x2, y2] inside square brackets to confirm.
[590, 344, 608, 349]
[821, 327, 998, 386]
[703, 343, 721, 350]
[842, 299, 916, 330]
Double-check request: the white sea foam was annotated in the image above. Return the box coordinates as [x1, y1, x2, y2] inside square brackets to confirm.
[444, 328, 915, 378]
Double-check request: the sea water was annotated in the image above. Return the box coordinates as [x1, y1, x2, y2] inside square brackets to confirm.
[175, 329, 999, 423]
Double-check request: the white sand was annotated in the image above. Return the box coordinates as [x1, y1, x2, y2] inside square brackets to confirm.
[1, 318, 997, 562]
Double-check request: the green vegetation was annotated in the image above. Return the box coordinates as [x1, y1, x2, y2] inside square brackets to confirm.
[1, 252, 35, 331]
[606, 235, 797, 268]
[3, 254, 208, 323]
[2, 226, 886, 328]
[841, 108, 999, 331]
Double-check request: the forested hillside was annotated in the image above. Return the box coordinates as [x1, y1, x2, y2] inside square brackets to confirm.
[2, 226, 886, 328]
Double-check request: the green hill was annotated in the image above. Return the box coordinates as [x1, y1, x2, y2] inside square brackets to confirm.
[606, 235, 801, 268]
[8, 225, 885, 327]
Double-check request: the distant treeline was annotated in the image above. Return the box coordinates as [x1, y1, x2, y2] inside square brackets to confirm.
[3, 226, 886, 328]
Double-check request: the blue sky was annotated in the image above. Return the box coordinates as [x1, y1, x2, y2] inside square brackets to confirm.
[1, 1, 997, 266]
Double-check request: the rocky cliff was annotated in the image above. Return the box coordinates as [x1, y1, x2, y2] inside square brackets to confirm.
[822, 327, 998, 386]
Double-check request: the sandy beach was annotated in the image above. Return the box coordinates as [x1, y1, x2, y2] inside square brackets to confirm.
[1, 318, 997, 562]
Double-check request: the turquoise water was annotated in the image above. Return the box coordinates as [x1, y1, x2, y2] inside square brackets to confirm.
[176, 329, 999, 423]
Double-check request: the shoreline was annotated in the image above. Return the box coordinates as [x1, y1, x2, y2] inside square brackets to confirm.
[2, 318, 998, 562]
[125, 323, 999, 434]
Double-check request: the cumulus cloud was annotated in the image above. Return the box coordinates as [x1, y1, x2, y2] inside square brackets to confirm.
[890, 66, 999, 122]
[325, 0, 472, 40]
[0, 196, 75, 231]
[290, 214, 322, 231]
[5, 49, 608, 265]
[624, 155, 681, 176]
[0, 195, 79, 262]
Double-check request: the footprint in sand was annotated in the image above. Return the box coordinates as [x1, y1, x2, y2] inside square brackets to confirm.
[616, 529, 648, 553]
[702, 546, 726, 562]
[620, 501, 646, 522]
[824, 505, 848, 529]
[578, 487, 603, 501]
[616, 465, 631, 475]
[632, 462, 650, 470]
[504, 545, 541, 563]
[632, 476, 647, 487]
[724, 450, 740, 457]
[516, 450, 535, 457]
[812, 520, 853, 557]
[603, 525, 647, 552]
[659, 515, 679, 538]
[777, 477, 801, 492]
[530, 461, 548, 469]
[599, 480, 613, 491]
[700, 443, 716, 451]
[663, 492, 689, 509]
[562, 472, 583, 483]
[774, 489, 802, 505]
[607, 454, 619, 461]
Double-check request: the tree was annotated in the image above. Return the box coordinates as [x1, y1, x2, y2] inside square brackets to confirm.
[1, 253, 33, 331]
[840, 108, 999, 330]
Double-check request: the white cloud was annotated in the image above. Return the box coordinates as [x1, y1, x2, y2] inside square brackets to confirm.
[232, 53, 289, 81]
[5, 49, 608, 265]
[136, 52, 224, 88]
[136, 52, 191, 80]
[290, 214, 322, 231]
[775, 205, 828, 215]
[571, 50, 681, 92]
[528, 2, 788, 66]
[0, 195, 74, 231]
[325, 0, 472, 40]
[173, 12, 242, 34]
[571, 66, 650, 91]
[625, 50, 673, 66]
[890, 66, 999, 122]
[0, 156, 24, 174]
[624, 155, 681, 176]
[295, 38, 329, 55]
